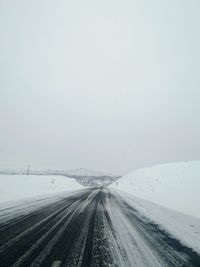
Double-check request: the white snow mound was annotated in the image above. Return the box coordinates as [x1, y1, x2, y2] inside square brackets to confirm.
[0, 175, 83, 203]
[110, 161, 200, 218]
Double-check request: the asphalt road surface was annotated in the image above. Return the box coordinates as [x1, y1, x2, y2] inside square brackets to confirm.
[0, 187, 200, 267]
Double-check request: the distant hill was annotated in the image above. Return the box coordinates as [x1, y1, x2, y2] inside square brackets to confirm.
[60, 168, 121, 187]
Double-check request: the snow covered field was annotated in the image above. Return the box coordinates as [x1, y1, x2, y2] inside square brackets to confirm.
[0, 175, 84, 203]
[110, 161, 200, 218]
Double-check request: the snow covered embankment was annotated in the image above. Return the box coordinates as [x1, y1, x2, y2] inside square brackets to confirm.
[0, 175, 83, 204]
[115, 190, 200, 255]
[110, 161, 200, 254]
[110, 161, 200, 218]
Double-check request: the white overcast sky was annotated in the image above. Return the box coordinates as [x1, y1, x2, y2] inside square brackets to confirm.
[0, 0, 200, 174]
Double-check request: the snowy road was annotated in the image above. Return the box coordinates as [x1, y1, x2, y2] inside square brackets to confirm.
[0, 188, 199, 267]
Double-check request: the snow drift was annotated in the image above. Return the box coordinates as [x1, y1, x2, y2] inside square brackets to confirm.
[0, 175, 83, 203]
[110, 161, 200, 218]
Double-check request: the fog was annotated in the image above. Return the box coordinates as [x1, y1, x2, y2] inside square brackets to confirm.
[0, 0, 200, 174]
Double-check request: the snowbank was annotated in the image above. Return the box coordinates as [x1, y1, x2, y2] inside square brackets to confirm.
[110, 161, 200, 218]
[0, 175, 83, 203]
[114, 190, 200, 254]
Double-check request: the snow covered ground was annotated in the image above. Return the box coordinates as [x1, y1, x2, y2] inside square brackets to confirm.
[0, 175, 84, 204]
[110, 161, 200, 218]
[113, 190, 200, 255]
[110, 161, 200, 254]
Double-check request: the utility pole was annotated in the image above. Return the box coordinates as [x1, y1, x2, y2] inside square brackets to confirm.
[27, 164, 30, 176]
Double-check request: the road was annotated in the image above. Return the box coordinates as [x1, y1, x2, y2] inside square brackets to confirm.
[0, 187, 199, 267]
